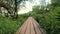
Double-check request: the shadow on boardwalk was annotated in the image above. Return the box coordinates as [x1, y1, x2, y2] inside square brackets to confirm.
[16, 17, 46, 34]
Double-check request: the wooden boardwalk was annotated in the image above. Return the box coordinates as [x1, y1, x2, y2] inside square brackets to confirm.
[16, 17, 46, 34]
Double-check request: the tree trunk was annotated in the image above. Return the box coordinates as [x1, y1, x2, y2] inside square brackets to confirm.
[14, 0, 18, 19]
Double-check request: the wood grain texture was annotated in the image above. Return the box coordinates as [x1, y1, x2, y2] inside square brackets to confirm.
[16, 17, 46, 34]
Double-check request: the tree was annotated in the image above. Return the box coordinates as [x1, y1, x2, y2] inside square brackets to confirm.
[32, 5, 48, 14]
[32, 6, 42, 14]
[0, 0, 15, 17]
[51, 0, 60, 7]
[14, 0, 23, 19]
[0, 0, 23, 18]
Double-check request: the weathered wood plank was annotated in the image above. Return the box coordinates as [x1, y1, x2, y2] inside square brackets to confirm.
[25, 19, 31, 34]
[16, 17, 46, 34]
[31, 20, 35, 34]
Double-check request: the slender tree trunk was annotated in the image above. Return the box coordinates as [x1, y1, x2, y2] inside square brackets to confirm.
[14, 0, 18, 19]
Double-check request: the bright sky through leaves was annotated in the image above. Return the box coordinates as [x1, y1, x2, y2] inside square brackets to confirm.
[18, 0, 51, 14]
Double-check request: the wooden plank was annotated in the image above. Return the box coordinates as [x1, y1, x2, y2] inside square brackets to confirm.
[16, 17, 46, 34]
[33, 20, 42, 34]
[25, 19, 31, 34]
[16, 20, 28, 34]
[31, 19, 35, 34]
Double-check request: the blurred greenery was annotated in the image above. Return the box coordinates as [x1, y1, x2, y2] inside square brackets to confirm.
[0, 15, 27, 34]
[51, 0, 60, 7]
[0, 0, 60, 34]
[0, 7, 60, 34]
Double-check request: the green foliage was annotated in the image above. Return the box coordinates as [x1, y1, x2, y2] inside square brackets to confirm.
[0, 7, 60, 34]
[23, 7, 60, 34]
[51, 0, 60, 7]
[32, 6, 45, 14]
[0, 0, 60, 34]
[38, 7, 60, 34]
[0, 0, 23, 18]
[0, 15, 26, 34]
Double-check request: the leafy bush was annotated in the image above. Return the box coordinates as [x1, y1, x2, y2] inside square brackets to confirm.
[0, 7, 60, 34]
